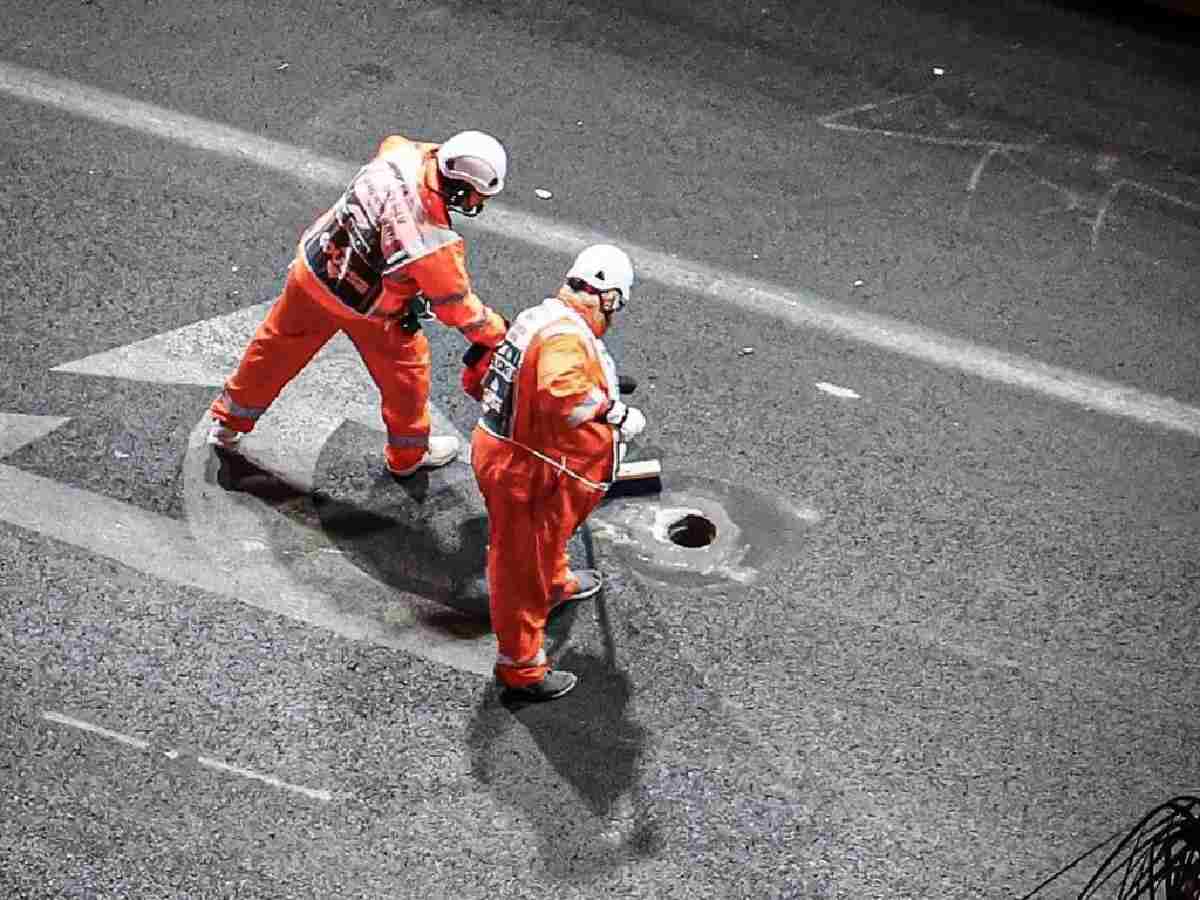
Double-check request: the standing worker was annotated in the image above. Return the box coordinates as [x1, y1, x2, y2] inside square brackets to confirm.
[466, 244, 647, 701]
[208, 130, 510, 477]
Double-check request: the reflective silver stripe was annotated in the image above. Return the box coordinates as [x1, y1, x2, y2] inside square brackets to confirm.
[220, 391, 266, 420]
[387, 432, 429, 449]
[401, 225, 460, 263]
[566, 386, 606, 426]
[495, 648, 547, 668]
[383, 248, 410, 270]
[377, 150, 462, 268]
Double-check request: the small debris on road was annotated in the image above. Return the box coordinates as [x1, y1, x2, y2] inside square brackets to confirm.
[535, 188, 553, 200]
[932, 66, 945, 76]
[853, 279, 864, 287]
[815, 382, 860, 399]
[276, 62, 289, 71]
[738, 347, 755, 356]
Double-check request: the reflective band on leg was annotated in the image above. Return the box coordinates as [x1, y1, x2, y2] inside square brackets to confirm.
[387, 433, 430, 449]
[220, 391, 267, 420]
[495, 648, 547, 669]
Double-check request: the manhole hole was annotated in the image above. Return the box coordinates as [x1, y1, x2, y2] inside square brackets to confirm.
[667, 514, 717, 548]
[592, 475, 821, 587]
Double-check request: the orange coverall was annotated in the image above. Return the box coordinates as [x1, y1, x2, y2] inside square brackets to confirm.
[211, 136, 507, 472]
[471, 293, 621, 688]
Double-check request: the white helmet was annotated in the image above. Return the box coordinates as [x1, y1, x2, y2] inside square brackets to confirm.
[436, 130, 507, 196]
[566, 244, 634, 306]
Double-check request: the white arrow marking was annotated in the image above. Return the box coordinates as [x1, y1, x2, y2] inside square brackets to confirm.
[0, 456, 223, 593]
[0, 413, 72, 458]
[37, 305, 495, 675]
[2, 414, 492, 673]
[0, 449, 492, 676]
[4, 59, 1199, 438]
[0, 418, 223, 591]
[51, 301, 463, 480]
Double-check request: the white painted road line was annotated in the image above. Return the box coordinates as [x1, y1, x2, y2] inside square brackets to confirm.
[0, 459, 222, 593]
[42, 710, 150, 752]
[818, 96, 1036, 152]
[196, 755, 333, 802]
[0, 413, 71, 458]
[43, 303, 498, 677]
[2, 60, 1199, 438]
[0, 408, 495, 678]
[42, 710, 333, 802]
[0, 447, 496, 677]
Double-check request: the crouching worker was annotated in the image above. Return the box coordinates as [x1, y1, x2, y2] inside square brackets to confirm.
[465, 245, 646, 702]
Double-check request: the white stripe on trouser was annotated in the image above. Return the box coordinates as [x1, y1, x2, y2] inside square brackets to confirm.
[387, 433, 429, 449]
[220, 391, 266, 420]
[495, 648, 547, 668]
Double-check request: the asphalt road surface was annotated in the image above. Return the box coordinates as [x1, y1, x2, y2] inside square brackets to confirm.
[1, 1, 1198, 898]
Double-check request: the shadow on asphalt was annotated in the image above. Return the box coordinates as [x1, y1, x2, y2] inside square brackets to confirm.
[213, 445, 493, 628]
[465, 635, 661, 882]
[216, 445, 664, 879]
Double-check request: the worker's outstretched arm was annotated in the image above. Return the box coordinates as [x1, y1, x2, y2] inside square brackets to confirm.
[405, 240, 508, 347]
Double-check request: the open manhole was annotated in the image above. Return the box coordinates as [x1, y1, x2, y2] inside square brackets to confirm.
[667, 513, 717, 548]
[592, 475, 820, 587]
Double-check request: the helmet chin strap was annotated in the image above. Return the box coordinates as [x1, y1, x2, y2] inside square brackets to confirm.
[452, 199, 484, 217]
[439, 179, 484, 217]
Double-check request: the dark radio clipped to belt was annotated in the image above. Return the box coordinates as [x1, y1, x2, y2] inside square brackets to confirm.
[397, 295, 434, 334]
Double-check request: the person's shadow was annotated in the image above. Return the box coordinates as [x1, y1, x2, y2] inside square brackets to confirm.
[466, 586, 660, 882]
[212, 436, 494, 629]
[215, 439, 661, 879]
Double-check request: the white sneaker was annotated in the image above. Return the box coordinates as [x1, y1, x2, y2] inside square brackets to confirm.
[206, 420, 242, 449]
[388, 435, 460, 477]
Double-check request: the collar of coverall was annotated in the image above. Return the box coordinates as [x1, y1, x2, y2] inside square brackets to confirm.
[556, 284, 610, 338]
[419, 152, 454, 228]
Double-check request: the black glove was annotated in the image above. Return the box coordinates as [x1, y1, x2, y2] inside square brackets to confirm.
[462, 343, 491, 367]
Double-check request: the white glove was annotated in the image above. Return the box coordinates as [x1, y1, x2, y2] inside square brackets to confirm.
[605, 401, 646, 441]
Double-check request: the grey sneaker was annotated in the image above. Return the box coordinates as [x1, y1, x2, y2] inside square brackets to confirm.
[566, 569, 602, 601]
[550, 569, 602, 613]
[502, 670, 578, 702]
[388, 435, 460, 477]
